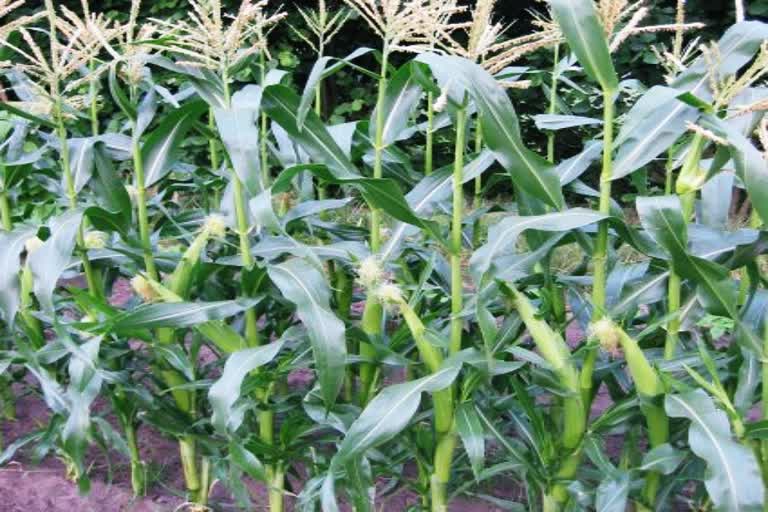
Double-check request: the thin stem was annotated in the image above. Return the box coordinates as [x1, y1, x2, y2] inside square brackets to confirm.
[315, 73, 328, 202]
[450, 107, 466, 356]
[260, 52, 270, 187]
[430, 106, 468, 512]
[208, 107, 220, 171]
[665, 134, 705, 359]
[370, 49, 389, 251]
[359, 48, 390, 405]
[123, 414, 145, 496]
[132, 128, 158, 280]
[547, 44, 560, 164]
[664, 152, 675, 195]
[0, 187, 11, 230]
[581, 89, 616, 404]
[472, 115, 484, 248]
[53, 96, 100, 298]
[222, 66, 277, 508]
[591, 90, 616, 315]
[222, 70, 260, 349]
[425, 91, 434, 176]
[267, 464, 285, 512]
[0, 184, 14, 421]
[89, 61, 99, 137]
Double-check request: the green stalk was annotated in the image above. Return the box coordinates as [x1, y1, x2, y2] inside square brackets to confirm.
[590, 90, 616, 317]
[665, 134, 705, 359]
[395, 301, 453, 512]
[89, 61, 99, 138]
[471, 115, 483, 248]
[315, 73, 328, 202]
[547, 44, 560, 164]
[260, 52, 270, 187]
[359, 48, 390, 405]
[221, 73, 260, 349]
[423, 106, 468, 512]
[132, 125, 158, 281]
[449, 107, 466, 356]
[425, 91, 434, 176]
[209, 107, 220, 171]
[122, 404, 146, 495]
[664, 152, 675, 195]
[593, 321, 667, 508]
[267, 464, 285, 512]
[0, 185, 15, 421]
[53, 98, 100, 298]
[1, 177, 12, 230]
[222, 68, 281, 510]
[581, 89, 616, 404]
[505, 285, 585, 504]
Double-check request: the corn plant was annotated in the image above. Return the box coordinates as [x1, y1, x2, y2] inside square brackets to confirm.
[1, 0, 768, 511]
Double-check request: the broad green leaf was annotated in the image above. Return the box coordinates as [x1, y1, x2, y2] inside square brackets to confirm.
[595, 472, 629, 512]
[67, 137, 96, 194]
[635, 196, 738, 320]
[235, 236, 368, 263]
[155, 344, 195, 382]
[229, 441, 266, 481]
[550, 0, 618, 92]
[110, 299, 259, 330]
[615, 22, 768, 179]
[214, 84, 265, 196]
[381, 150, 496, 261]
[533, 114, 602, 131]
[700, 115, 768, 225]
[476, 301, 498, 372]
[613, 86, 699, 179]
[263, 85, 359, 178]
[335, 362, 461, 461]
[734, 291, 768, 412]
[416, 53, 564, 209]
[0, 101, 56, 128]
[142, 100, 208, 186]
[135, 87, 158, 138]
[639, 443, 685, 475]
[60, 330, 102, 492]
[92, 143, 132, 228]
[298, 47, 372, 129]
[272, 164, 445, 246]
[672, 21, 768, 96]
[634, 196, 763, 356]
[666, 390, 764, 511]
[268, 258, 346, 407]
[83, 206, 129, 239]
[0, 226, 36, 325]
[456, 402, 485, 480]
[108, 63, 137, 120]
[29, 209, 84, 313]
[372, 62, 423, 146]
[209, 335, 288, 433]
[282, 198, 352, 225]
[744, 420, 768, 440]
[701, 172, 735, 230]
[148, 55, 227, 108]
[470, 208, 606, 280]
[556, 141, 602, 185]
